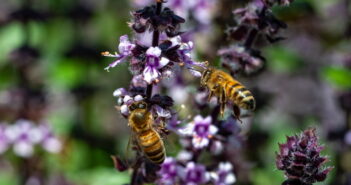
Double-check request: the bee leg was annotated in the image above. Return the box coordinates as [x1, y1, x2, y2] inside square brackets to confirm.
[207, 90, 214, 102]
[207, 85, 219, 102]
[233, 105, 242, 123]
[219, 86, 227, 117]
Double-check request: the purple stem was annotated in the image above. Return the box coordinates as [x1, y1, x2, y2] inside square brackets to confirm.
[146, 1, 163, 100]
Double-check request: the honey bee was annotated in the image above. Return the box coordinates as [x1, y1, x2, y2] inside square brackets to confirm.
[128, 101, 166, 164]
[201, 67, 256, 119]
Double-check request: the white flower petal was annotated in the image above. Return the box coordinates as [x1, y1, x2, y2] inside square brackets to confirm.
[177, 150, 193, 161]
[123, 95, 133, 104]
[120, 104, 129, 116]
[13, 141, 33, 158]
[169, 36, 182, 47]
[178, 124, 194, 136]
[118, 35, 135, 55]
[169, 86, 188, 104]
[143, 66, 160, 84]
[134, 95, 144, 101]
[209, 125, 218, 135]
[104, 58, 126, 71]
[155, 105, 171, 118]
[113, 88, 126, 97]
[159, 57, 170, 68]
[225, 173, 236, 184]
[203, 116, 212, 124]
[188, 68, 202, 77]
[43, 137, 62, 153]
[193, 115, 204, 124]
[210, 172, 219, 181]
[192, 137, 209, 149]
[28, 127, 44, 144]
[220, 162, 233, 171]
[146, 47, 162, 57]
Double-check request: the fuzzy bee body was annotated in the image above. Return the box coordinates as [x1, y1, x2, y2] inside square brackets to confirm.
[128, 101, 165, 164]
[201, 67, 255, 118]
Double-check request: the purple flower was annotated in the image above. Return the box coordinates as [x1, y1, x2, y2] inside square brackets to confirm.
[175, 38, 204, 77]
[5, 120, 38, 157]
[219, 45, 264, 74]
[131, 5, 185, 36]
[179, 115, 218, 149]
[276, 128, 333, 185]
[157, 157, 179, 185]
[0, 124, 10, 154]
[180, 162, 210, 185]
[192, 0, 215, 25]
[143, 47, 170, 84]
[38, 124, 62, 153]
[210, 162, 236, 185]
[153, 104, 172, 119]
[102, 35, 135, 71]
[131, 74, 148, 88]
[3, 120, 62, 157]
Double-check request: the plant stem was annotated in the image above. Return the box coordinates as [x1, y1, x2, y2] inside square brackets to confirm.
[244, 28, 258, 49]
[146, 1, 162, 99]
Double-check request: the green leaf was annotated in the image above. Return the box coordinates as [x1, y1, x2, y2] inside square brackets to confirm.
[47, 59, 86, 89]
[0, 170, 18, 185]
[0, 23, 24, 64]
[265, 46, 304, 73]
[322, 67, 351, 89]
[68, 168, 130, 185]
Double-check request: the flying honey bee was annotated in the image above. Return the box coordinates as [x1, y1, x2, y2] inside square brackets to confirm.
[201, 67, 256, 120]
[128, 101, 166, 164]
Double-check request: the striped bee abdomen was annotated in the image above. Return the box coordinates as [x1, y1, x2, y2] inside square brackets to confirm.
[226, 81, 256, 110]
[138, 130, 165, 164]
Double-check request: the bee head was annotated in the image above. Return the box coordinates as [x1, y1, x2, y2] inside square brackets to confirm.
[201, 68, 213, 86]
[129, 101, 149, 126]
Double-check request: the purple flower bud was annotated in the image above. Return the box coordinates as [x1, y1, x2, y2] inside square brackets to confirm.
[120, 104, 129, 116]
[276, 128, 333, 184]
[219, 45, 264, 74]
[131, 5, 185, 36]
[113, 88, 127, 97]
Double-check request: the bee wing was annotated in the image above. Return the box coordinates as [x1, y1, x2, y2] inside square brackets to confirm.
[123, 129, 141, 167]
[153, 118, 180, 156]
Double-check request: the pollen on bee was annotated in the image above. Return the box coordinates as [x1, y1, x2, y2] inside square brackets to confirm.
[101, 51, 110, 56]
[179, 62, 184, 66]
